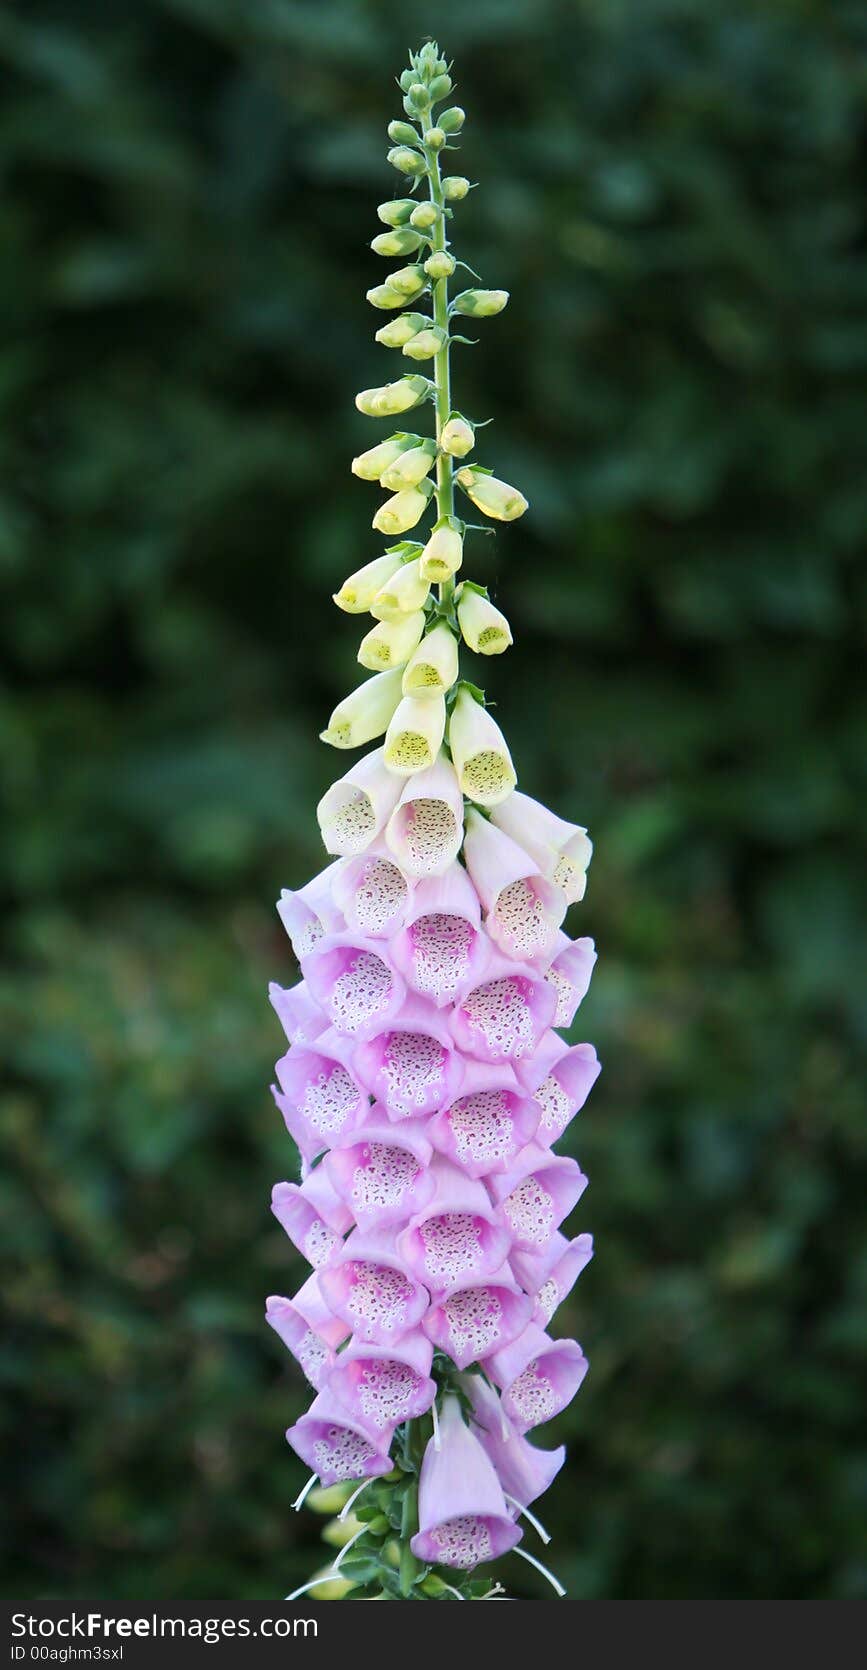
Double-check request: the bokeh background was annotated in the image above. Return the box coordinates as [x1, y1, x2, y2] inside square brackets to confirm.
[3, 0, 866, 1600]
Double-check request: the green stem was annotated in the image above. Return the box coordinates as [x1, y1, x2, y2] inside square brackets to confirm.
[422, 111, 455, 611]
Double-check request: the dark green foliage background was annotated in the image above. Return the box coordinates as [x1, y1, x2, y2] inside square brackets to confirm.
[2, 0, 866, 1599]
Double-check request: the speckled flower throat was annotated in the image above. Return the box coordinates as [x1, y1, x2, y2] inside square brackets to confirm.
[267, 43, 600, 1603]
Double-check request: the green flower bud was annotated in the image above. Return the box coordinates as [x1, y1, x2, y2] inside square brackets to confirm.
[387, 120, 419, 146]
[440, 414, 475, 457]
[456, 465, 528, 520]
[442, 175, 470, 202]
[355, 375, 432, 417]
[398, 69, 415, 92]
[402, 325, 446, 361]
[387, 146, 427, 177]
[380, 439, 437, 489]
[377, 198, 416, 227]
[366, 282, 411, 310]
[410, 202, 439, 230]
[452, 288, 509, 317]
[371, 227, 425, 258]
[389, 264, 428, 297]
[351, 432, 418, 480]
[425, 250, 456, 280]
[374, 312, 427, 348]
[420, 1575, 450, 1598]
[428, 73, 453, 102]
[426, 126, 446, 151]
[438, 106, 466, 133]
[406, 83, 431, 111]
[372, 479, 434, 536]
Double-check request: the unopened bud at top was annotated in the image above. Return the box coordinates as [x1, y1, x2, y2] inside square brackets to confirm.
[355, 376, 431, 418]
[371, 227, 425, 259]
[351, 432, 418, 480]
[374, 312, 427, 348]
[427, 73, 453, 103]
[410, 202, 439, 231]
[402, 325, 446, 362]
[440, 415, 474, 457]
[425, 250, 456, 281]
[456, 465, 528, 521]
[377, 198, 416, 227]
[453, 288, 509, 318]
[438, 107, 465, 134]
[442, 176, 470, 202]
[387, 120, 420, 146]
[380, 439, 437, 490]
[387, 146, 427, 177]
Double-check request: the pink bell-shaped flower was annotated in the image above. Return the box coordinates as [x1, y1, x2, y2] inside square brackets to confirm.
[389, 864, 491, 1008]
[317, 1227, 430, 1345]
[286, 1389, 395, 1486]
[328, 1334, 436, 1435]
[324, 1119, 436, 1231]
[330, 842, 413, 939]
[268, 980, 326, 1047]
[397, 1157, 511, 1292]
[265, 1295, 338, 1390]
[464, 1374, 566, 1509]
[450, 952, 557, 1064]
[422, 1265, 533, 1369]
[410, 1395, 522, 1569]
[515, 1034, 601, 1145]
[487, 1323, 589, 1433]
[544, 933, 597, 1029]
[384, 752, 464, 876]
[511, 1232, 595, 1327]
[290, 1271, 351, 1349]
[489, 1143, 588, 1254]
[276, 863, 345, 959]
[428, 1059, 540, 1178]
[270, 1179, 345, 1269]
[463, 808, 566, 965]
[302, 934, 406, 1039]
[316, 746, 403, 857]
[274, 1029, 369, 1160]
[353, 998, 465, 1121]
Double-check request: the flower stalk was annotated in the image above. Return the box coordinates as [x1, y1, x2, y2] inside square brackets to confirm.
[265, 42, 598, 1602]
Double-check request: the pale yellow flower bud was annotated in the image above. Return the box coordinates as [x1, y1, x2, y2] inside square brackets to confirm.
[372, 479, 434, 536]
[384, 693, 447, 775]
[455, 466, 528, 521]
[402, 620, 460, 696]
[448, 687, 517, 805]
[402, 326, 446, 361]
[440, 416, 474, 457]
[320, 668, 404, 749]
[370, 557, 431, 620]
[333, 551, 404, 613]
[419, 520, 463, 581]
[358, 609, 427, 671]
[424, 250, 456, 281]
[355, 376, 431, 418]
[457, 588, 513, 655]
[374, 312, 427, 348]
[389, 264, 428, 297]
[380, 441, 437, 490]
[351, 434, 417, 481]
